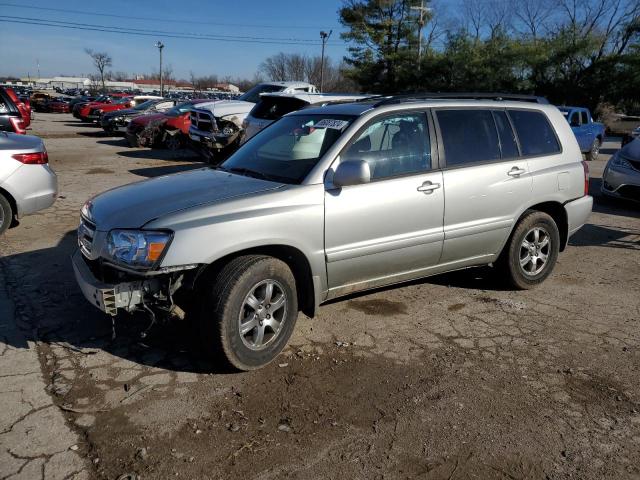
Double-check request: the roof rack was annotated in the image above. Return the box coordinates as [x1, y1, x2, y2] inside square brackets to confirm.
[371, 92, 549, 107]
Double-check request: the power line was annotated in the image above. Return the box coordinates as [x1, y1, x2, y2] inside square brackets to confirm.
[0, 15, 341, 43]
[0, 2, 341, 30]
[0, 16, 343, 46]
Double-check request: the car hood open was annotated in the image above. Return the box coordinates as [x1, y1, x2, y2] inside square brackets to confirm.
[196, 99, 255, 119]
[85, 167, 284, 230]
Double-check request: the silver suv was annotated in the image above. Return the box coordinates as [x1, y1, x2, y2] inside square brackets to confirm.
[73, 94, 593, 370]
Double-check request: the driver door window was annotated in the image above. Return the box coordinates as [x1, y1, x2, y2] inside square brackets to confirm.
[342, 113, 431, 180]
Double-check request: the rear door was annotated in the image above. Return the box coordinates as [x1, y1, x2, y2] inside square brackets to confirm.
[324, 111, 444, 292]
[435, 108, 532, 264]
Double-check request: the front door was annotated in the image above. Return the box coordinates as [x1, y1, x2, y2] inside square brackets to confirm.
[324, 111, 444, 295]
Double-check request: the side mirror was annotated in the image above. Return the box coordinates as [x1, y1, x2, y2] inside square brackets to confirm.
[333, 160, 371, 188]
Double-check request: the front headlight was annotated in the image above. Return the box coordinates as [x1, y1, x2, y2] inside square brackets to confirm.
[105, 229, 172, 270]
[610, 151, 633, 170]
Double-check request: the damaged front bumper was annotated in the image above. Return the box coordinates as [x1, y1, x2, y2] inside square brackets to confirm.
[72, 250, 162, 316]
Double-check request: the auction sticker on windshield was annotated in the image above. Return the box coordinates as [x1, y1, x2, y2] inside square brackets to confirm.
[314, 119, 349, 130]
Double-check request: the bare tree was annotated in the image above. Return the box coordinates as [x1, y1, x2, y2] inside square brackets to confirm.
[260, 53, 289, 81]
[511, 0, 554, 38]
[84, 49, 112, 92]
[461, 0, 485, 39]
[485, 0, 513, 37]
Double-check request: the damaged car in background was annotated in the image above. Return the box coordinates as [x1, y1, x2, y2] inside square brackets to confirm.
[126, 99, 210, 149]
[189, 81, 317, 163]
[100, 99, 176, 135]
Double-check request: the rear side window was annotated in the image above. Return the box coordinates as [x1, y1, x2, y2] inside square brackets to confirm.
[251, 97, 308, 120]
[492, 111, 519, 159]
[436, 109, 500, 166]
[508, 110, 561, 156]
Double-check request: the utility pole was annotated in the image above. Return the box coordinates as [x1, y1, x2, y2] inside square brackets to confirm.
[155, 41, 164, 96]
[410, 0, 432, 62]
[319, 30, 332, 93]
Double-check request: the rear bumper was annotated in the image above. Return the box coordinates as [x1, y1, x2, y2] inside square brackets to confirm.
[71, 250, 160, 316]
[1, 164, 57, 217]
[565, 195, 593, 237]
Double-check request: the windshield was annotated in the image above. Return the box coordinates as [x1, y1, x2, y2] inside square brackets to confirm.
[133, 100, 157, 111]
[239, 84, 286, 104]
[220, 114, 355, 184]
[114, 97, 132, 104]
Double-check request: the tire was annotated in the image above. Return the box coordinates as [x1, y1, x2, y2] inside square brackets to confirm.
[499, 211, 560, 290]
[196, 255, 298, 371]
[0, 193, 13, 236]
[586, 138, 601, 161]
[164, 132, 183, 151]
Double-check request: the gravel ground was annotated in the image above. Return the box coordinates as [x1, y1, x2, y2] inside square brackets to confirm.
[1, 113, 639, 480]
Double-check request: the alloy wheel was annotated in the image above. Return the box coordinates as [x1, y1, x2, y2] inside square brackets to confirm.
[238, 279, 287, 351]
[519, 227, 551, 276]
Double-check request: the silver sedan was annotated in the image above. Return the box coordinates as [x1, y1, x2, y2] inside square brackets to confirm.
[602, 138, 640, 203]
[0, 132, 58, 235]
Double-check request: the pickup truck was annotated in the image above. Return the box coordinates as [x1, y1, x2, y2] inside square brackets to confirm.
[558, 107, 605, 161]
[189, 81, 317, 163]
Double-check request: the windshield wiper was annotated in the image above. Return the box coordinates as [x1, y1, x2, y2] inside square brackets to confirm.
[226, 167, 276, 182]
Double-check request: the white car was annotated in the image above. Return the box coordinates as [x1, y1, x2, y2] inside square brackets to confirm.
[241, 92, 374, 144]
[0, 132, 57, 235]
[189, 81, 317, 162]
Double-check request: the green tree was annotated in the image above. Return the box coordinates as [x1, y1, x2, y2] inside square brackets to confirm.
[339, 0, 422, 92]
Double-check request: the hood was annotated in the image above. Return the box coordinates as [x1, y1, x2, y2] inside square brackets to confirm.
[85, 168, 284, 230]
[621, 138, 640, 160]
[130, 112, 166, 126]
[198, 99, 255, 119]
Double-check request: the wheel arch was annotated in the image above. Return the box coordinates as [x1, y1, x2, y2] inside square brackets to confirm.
[0, 186, 19, 219]
[514, 201, 568, 252]
[194, 244, 317, 318]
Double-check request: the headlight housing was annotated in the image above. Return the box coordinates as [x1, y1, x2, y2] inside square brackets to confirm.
[105, 229, 172, 270]
[610, 151, 633, 170]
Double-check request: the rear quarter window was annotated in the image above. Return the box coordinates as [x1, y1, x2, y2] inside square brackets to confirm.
[508, 110, 561, 156]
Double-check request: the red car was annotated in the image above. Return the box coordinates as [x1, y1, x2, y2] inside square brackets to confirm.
[47, 97, 72, 113]
[126, 99, 209, 149]
[75, 96, 133, 122]
[4, 88, 31, 128]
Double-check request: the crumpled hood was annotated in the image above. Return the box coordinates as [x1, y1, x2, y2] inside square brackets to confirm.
[85, 168, 284, 231]
[197, 99, 255, 119]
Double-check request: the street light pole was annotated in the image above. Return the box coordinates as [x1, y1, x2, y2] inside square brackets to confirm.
[319, 30, 332, 93]
[155, 41, 164, 96]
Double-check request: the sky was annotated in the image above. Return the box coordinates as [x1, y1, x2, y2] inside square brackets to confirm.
[0, 0, 349, 80]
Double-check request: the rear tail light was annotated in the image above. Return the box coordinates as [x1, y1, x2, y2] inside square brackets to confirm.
[12, 151, 48, 164]
[581, 160, 589, 196]
[8, 116, 26, 135]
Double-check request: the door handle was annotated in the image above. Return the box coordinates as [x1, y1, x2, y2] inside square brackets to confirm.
[417, 181, 441, 194]
[507, 167, 526, 177]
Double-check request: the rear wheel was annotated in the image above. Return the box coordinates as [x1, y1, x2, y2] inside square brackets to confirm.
[0, 194, 13, 236]
[586, 138, 601, 161]
[196, 255, 298, 371]
[499, 211, 560, 289]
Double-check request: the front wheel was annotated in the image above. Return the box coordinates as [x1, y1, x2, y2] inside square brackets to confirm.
[499, 211, 560, 289]
[196, 255, 298, 371]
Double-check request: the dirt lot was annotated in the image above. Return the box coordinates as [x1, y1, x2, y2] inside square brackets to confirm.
[1, 113, 639, 480]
